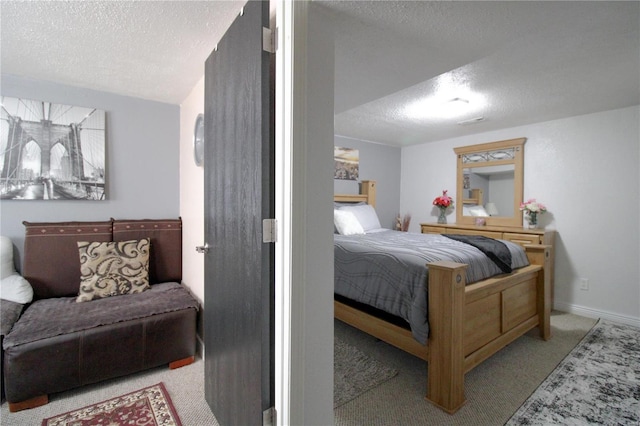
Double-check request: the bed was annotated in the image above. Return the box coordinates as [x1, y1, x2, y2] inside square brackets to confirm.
[334, 180, 551, 413]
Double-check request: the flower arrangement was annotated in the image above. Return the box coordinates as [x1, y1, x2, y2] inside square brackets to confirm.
[433, 190, 454, 209]
[395, 213, 412, 232]
[433, 190, 453, 224]
[519, 199, 547, 228]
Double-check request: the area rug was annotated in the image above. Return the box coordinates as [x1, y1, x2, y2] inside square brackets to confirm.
[334, 336, 399, 408]
[507, 319, 640, 425]
[42, 382, 181, 426]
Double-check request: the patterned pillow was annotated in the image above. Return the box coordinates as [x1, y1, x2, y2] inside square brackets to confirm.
[77, 239, 150, 302]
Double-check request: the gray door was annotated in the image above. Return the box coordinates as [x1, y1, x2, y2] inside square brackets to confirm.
[203, 1, 274, 424]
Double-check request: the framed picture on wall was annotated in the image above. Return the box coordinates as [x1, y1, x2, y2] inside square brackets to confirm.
[334, 146, 359, 181]
[0, 96, 106, 200]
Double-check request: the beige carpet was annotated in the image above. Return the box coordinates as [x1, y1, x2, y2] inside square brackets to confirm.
[334, 311, 597, 426]
[335, 336, 398, 408]
[0, 359, 219, 426]
[0, 311, 595, 426]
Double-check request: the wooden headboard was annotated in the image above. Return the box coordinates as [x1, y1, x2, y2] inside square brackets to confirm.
[333, 180, 376, 207]
[463, 188, 483, 205]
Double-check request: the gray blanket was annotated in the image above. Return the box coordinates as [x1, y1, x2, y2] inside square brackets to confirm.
[1, 300, 24, 337]
[334, 230, 529, 344]
[442, 234, 513, 273]
[3, 282, 199, 349]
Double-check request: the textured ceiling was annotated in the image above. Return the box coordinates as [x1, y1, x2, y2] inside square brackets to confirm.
[319, 1, 640, 145]
[0, 1, 246, 105]
[2, 1, 639, 146]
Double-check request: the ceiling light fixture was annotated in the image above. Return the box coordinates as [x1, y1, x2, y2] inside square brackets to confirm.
[457, 116, 486, 125]
[439, 97, 469, 117]
[448, 97, 469, 106]
[404, 91, 486, 120]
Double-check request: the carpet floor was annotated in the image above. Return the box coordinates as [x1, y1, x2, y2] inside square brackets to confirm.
[0, 311, 597, 426]
[507, 319, 640, 425]
[0, 359, 219, 426]
[334, 336, 398, 408]
[334, 310, 598, 426]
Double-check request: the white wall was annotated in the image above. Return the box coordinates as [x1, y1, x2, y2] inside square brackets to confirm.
[0, 74, 180, 265]
[334, 136, 401, 229]
[489, 173, 515, 216]
[179, 76, 205, 343]
[291, 4, 335, 424]
[401, 106, 640, 325]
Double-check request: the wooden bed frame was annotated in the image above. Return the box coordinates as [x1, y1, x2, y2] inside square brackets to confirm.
[334, 180, 551, 413]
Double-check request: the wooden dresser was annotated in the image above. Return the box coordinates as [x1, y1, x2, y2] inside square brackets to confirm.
[420, 222, 556, 298]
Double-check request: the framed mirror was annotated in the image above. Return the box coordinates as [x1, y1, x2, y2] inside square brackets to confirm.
[454, 138, 525, 227]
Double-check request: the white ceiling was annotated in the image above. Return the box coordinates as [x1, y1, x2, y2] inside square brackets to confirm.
[320, 1, 640, 146]
[2, 1, 638, 147]
[0, 1, 246, 106]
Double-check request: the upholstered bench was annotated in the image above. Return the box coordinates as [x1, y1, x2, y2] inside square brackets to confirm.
[2, 218, 198, 412]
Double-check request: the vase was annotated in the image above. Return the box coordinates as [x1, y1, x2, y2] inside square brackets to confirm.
[527, 212, 538, 229]
[437, 208, 447, 224]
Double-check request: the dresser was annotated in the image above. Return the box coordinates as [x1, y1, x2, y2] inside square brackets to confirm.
[420, 222, 556, 299]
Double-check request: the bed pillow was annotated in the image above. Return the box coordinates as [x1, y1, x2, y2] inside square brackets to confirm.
[334, 202, 366, 233]
[334, 210, 365, 235]
[337, 204, 382, 232]
[77, 238, 151, 302]
[334, 201, 365, 209]
[468, 205, 490, 217]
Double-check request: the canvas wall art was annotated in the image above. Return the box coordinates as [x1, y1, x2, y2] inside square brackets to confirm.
[334, 147, 359, 181]
[0, 96, 106, 200]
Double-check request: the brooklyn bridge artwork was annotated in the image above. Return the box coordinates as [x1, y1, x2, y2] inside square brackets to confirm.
[1, 97, 105, 200]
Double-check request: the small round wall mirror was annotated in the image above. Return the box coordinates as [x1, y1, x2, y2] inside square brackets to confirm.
[193, 113, 204, 167]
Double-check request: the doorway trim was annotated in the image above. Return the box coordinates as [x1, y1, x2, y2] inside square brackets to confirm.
[274, 1, 303, 424]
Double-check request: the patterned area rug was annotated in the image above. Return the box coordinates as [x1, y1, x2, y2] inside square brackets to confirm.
[334, 337, 398, 408]
[507, 319, 640, 425]
[42, 383, 181, 426]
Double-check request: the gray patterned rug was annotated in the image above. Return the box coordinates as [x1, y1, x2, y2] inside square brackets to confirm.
[334, 337, 398, 408]
[507, 319, 640, 425]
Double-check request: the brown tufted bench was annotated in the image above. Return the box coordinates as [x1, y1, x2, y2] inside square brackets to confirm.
[2, 218, 198, 412]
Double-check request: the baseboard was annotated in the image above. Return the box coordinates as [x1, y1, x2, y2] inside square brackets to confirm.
[554, 301, 640, 328]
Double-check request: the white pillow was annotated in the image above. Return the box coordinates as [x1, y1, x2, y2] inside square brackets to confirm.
[334, 210, 365, 235]
[0, 235, 34, 304]
[1, 274, 34, 304]
[337, 204, 381, 232]
[468, 205, 489, 217]
[1, 236, 15, 279]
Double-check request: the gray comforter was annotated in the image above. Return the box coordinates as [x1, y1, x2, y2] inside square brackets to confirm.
[3, 282, 199, 349]
[334, 230, 529, 344]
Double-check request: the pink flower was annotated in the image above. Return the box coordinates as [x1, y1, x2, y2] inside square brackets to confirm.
[433, 190, 453, 209]
[520, 198, 547, 214]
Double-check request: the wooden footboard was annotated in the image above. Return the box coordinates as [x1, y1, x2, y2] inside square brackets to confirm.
[334, 180, 553, 413]
[334, 244, 552, 414]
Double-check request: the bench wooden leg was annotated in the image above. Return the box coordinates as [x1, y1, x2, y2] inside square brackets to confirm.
[169, 356, 195, 369]
[9, 394, 48, 412]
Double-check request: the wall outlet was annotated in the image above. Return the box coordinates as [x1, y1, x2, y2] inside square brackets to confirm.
[579, 278, 589, 291]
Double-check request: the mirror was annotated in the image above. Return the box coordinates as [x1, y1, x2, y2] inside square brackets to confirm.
[455, 138, 525, 227]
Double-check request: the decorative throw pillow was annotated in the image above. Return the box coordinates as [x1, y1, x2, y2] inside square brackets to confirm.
[77, 239, 151, 302]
